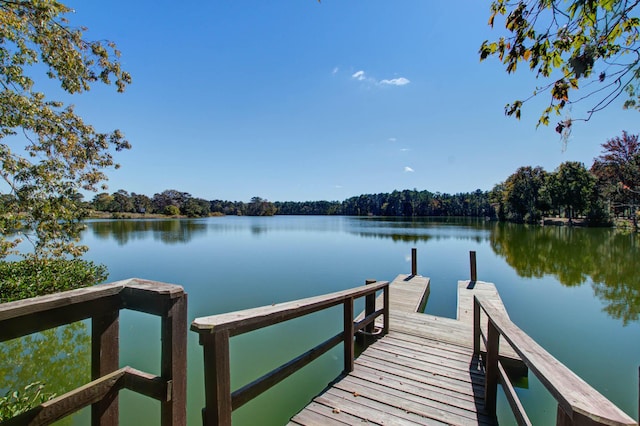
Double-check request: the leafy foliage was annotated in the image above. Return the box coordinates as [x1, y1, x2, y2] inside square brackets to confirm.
[546, 161, 595, 221]
[502, 166, 548, 222]
[0, 0, 131, 259]
[480, 0, 640, 132]
[0, 258, 107, 303]
[0, 382, 55, 421]
[246, 196, 277, 216]
[0, 320, 90, 424]
[591, 130, 640, 228]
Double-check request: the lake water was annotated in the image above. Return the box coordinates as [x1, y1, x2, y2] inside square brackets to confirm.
[2, 216, 639, 424]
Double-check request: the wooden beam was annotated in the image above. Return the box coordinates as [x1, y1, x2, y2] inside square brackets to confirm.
[0, 283, 123, 322]
[91, 309, 120, 426]
[2, 368, 128, 426]
[498, 362, 532, 426]
[484, 320, 500, 416]
[231, 333, 343, 410]
[343, 298, 354, 373]
[123, 368, 170, 402]
[473, 296, 481, 354]
[120, 279, 185, 316]
[0, 295, 121, 342]
[192, 281, 388, 337]
[477, 296, 636, 426]
[201, 330, 232, 426]
[411, 248, 417, 276]
[160, 293, 188, 426]
[470, 250, 477, 282]
[382, 285, 389, 335]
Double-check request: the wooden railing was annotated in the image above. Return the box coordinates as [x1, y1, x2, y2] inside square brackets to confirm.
[0, 279, 187, 426]
[473, 295, 637, 426]
[191, 280, 390, 426]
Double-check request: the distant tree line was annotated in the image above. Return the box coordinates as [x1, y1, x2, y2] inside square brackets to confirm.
[88, 132, 639, 229]
[90, 191, 279, 217]
[89, 189, 493, 218]
[92, 189, 212, 217]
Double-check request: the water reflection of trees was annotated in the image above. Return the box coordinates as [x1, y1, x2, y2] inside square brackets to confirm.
[348, 217, 493, 243]
[0, 322, 90, 424]
[87, 219, 208, 245]
[490, 223, 640, 325]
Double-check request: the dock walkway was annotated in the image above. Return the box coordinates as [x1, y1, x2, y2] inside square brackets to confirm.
[289, 274, 506, 425]
[191, 259, 636, 426]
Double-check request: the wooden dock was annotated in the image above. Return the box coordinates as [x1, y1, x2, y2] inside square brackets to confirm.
[191, 250, 637, 426]
[289, 274, 505, 425]
[286, 273, 636, 426]
[3, 250, 636, 426]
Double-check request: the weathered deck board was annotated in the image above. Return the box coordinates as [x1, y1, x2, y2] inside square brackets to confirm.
[358, 275, 525, 373]
[291, 275, 502, 426]
[290, 332, 495, 426]
[287, 272, 636, 426]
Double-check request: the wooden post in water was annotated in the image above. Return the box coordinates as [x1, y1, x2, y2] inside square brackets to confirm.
[411, 248, 417, 276]
[470, 251, 477, 282]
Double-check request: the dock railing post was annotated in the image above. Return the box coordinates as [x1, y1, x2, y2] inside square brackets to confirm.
[484, 319, 499, 416]
[200, 330, 232, 426]
[161, 294, 188, 426]
[91, 309, 120, 426]
[343, 298, 354, 373]
[470, 251, 477, 282]
[473, 296, 480, 355]
[382, 283, 390, 336]
[411, 248, 417, 276]
[364, 279, 377, 345]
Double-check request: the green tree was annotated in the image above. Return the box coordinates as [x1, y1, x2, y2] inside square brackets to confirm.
[163, 205, 181, 216]
[247, 196, 277, 216]
[91, 192, 114, 212]
[503, 166, 548, 223]
[1, 0, 131, 260]
[131, 192, 153, 214]
[152, 189, 190, 214]
[110, 189, 134, 213]
[480, 0, 640, 134]
[591, 131, 640, 229]
[182, 197, 210, 217]
[546, 161, 595, 222]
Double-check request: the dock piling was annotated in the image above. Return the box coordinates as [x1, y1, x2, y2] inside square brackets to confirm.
[470, 251, 477, 282]
[411, 248, 417, 276]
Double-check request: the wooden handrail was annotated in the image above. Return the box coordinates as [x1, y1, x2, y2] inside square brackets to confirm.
[191, 280, 390, 426]
[192, 280, 388, 335]
[0, 279, 187, 426]
[474, 295, 637, 426]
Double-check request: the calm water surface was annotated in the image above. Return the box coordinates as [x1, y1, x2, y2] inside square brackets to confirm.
[3, 216, 639, 424]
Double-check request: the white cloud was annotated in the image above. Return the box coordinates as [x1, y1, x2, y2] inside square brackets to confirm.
[400, 148, 410, 152]
[350, 70, 410, 87]
[380, 77, 410, 86]
[404, 166, 415, 173]
[388, 137, 397, 142]
[352, 70, 366, 81]
[332, 67, 339, 75]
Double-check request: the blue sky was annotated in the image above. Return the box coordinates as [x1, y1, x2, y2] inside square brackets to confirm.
[53, 1, 638, 202]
